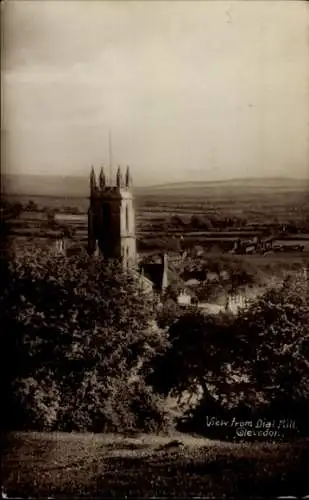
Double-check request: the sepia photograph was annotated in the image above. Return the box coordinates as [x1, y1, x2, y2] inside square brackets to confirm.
[1, 0, 309, 497]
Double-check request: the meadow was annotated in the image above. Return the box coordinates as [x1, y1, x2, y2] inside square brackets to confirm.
[2, 432, 308, 498]
[3, 179, 309, 224]
[4, 181, 309, 265]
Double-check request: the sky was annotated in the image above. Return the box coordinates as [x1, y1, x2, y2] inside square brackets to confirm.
[2, 0, 309, 186]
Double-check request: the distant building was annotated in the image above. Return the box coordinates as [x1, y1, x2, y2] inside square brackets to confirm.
[140, 253, 169, 293]
[139, 252, 191, 303]
[55, 237, 66, 255]
[177, 290, 192, 306]
[226, 293, 248, 313]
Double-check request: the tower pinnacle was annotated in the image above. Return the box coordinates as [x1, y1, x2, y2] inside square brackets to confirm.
[99, 166, 106, 189]
[90, 166, 97, 192]
[116, 166, 123, 188]
[125, 165, 132, 188]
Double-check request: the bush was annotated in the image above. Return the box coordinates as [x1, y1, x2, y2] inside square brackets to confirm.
[1, 247, 170, 433]
[25, 200, 38, 212]
[148, 274, 309, 438]
[3, 245, 308, 438]
[11, 376, 61, 431]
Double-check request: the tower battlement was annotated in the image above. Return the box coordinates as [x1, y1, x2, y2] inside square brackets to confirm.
[90, 165, 133, 195]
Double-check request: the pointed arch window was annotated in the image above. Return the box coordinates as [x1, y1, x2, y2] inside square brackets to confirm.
[126, 204, 129, 233]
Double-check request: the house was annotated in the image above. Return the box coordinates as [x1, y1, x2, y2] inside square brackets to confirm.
[139, 253, 193, 304]
[140, 254, 169, 293]
[177, 290, 192, 306]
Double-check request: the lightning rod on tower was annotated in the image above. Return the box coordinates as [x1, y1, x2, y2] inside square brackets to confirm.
[109, 129, 113, 185]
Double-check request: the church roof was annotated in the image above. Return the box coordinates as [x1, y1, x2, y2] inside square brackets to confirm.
[141, 263, 165, 291]
[140, 260, 186, 292]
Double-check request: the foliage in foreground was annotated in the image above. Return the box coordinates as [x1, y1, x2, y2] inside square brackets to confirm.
[1, 244, 309, 437]
[1, 247, 170, 432]
[147, 274, 309, 437]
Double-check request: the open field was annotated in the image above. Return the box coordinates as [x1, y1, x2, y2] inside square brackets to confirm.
[2, 432, 309, 498]
[5, 187, 309, 219]
[2, 178, 309, 260]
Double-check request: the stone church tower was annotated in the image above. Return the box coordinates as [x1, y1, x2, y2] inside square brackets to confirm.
[88, 165, 136, 269]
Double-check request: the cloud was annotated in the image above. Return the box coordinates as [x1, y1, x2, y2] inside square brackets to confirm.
[2, 0, 309, 184]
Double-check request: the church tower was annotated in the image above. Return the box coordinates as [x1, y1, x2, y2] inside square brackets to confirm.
[88, 165, 136, 269]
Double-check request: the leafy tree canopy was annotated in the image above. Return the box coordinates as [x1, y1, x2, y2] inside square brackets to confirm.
[234, 274, 309, 410]
[148, 272, 309, 435]
[1, 247, 169, 432]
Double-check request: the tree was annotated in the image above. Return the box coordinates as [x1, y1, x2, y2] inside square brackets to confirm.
[166, 237, 182, 252]
[25, 200, 38, 212]
[46, 208, 56, 228]
[170, 215, 186, 228]
[190, 215, 203, 230]
[11, 202, 23, 217]
[156, 297, 185, 329]
[148, 273, 309, 437]
[234, 274, 309, 418]
[147, 310, 238, 413]
[1, 247, 169, 432]
[202, 216, 213, 230]
[61, 224, 75, 239]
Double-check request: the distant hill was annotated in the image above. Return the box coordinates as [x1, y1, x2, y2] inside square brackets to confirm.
[140, 177, 307, 189]
[136, 177, 309, 197]
[1, 174, 308, 198]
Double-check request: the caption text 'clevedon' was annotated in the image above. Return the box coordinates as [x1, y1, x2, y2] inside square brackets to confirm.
[206, 416, 297, 438]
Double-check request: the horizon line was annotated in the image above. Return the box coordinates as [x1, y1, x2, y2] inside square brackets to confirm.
[2, 172, 308, 189]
